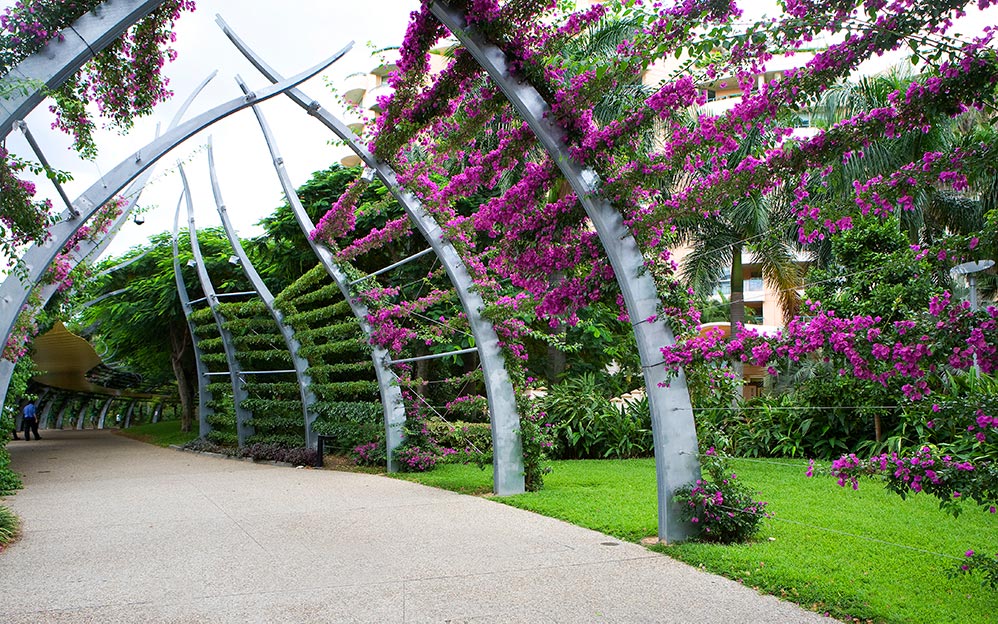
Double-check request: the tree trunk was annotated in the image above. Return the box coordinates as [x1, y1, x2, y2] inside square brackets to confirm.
[169, 323, 195, 433]
[730, 243, 745, 329]
[730, 244, 745, 397]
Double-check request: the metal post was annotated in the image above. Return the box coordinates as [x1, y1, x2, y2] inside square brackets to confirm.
[233, 90, 406, 473]
[427, 2, 701, 540]
[14, 121, 79, 216]
[220, 35, 524, 492]
[123, 400, 136, 429]
[38, 395, 56, 430]
[173, 194, 215, 439]
[96, 397, 113, 429]
[76, 402, 90, 430]
[55, 399, 70, 429]
[205, 139, 321, 449]
[178, 164, 254, 447]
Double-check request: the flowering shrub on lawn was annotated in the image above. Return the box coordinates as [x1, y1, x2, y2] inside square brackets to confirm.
[394, 443, 439, 472]
[674, 448, 768, 544]
[353, 441, 386, 467]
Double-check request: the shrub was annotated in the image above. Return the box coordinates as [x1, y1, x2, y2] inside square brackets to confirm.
[352, 441, 386, 466]
[394, 444, 438, 472]
[0, 504, 18, 547]
[0, 445, 22, 496]
[426, 421, 493, 460]
[539, 375, 653, 459]
[312, 401, 384, 454]
[674, 448, 768, 544]
[239, 442, 318, 467]
[182, 437, 237, 456]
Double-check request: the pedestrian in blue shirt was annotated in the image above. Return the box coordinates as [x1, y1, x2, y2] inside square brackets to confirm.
[22, 402, 40, 441]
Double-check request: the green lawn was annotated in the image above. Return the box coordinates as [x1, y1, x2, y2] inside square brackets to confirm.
[114, 420, 199, 448]
[394, 458, 998, 624]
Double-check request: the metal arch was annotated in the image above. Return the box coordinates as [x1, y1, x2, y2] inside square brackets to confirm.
[233, 101, 406, 473]
[0, 71, 214, 419]
[172, 192, 215, 438]
[96, 397, 113, 429]
[37, 396, 56, 430]
[0, 49, 348, 418]
[0, 0, 167, 141]
[427, 2, 701, 541]
[204, 139, 320, 449]
[218, 20, 525, 495]
[123, 399, 136, 428]
[177, 164, 254, 447]
[94, 250, 150, 277]
[75, 401, 90, 430]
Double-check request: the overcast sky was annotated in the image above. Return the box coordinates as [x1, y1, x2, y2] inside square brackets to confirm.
[4, 0, 418, 262]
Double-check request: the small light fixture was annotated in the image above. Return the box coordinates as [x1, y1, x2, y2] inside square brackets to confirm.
[228, 255, 241, 266]
[133, 213, 145, 225]
[187, 259, 196, 268]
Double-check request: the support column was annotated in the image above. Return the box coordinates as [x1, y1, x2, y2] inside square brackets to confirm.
[55, 399, 71, 429]
[96, 397, 113, 429]
[38, 395, 56, 429]
[219, 34, 525, 490]
[76, 402, 90, 430]
[427, 2, 701, 540]
[205, 140, 320, 449]
[123, 400, 136, 429]
[177, 165, 254, 447]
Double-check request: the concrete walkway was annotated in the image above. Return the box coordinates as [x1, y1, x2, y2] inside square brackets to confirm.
[1, 430, 832, 623]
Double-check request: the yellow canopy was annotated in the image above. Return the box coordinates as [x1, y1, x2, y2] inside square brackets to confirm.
[30, 321, 161, 399]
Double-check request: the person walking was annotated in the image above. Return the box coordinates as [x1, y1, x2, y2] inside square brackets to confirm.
[22, 402, 40, 441]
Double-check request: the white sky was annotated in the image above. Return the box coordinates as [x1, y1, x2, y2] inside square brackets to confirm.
[4, 0, 418, 262]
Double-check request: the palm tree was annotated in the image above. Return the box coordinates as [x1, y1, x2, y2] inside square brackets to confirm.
[674, 123, 806, 327]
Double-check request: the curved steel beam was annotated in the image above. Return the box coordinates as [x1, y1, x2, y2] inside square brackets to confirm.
[205, 139, 320, 448]
[429, 1, 700, 540]
[122, 399, 136, 428]
[96, 397, 113, 429]
[172, 192, 215, 439]
[94, 250, 149, 277]
[178, 163, 254, 447]
[234, 98, 406, 473]
[0, 0, 167, 141]
[0, 71, 214, 418]
[219, 20, 524, 494]
[0, 49, 348, 417]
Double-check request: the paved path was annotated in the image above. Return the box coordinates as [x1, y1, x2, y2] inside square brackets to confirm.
[0, 430, 832, 623]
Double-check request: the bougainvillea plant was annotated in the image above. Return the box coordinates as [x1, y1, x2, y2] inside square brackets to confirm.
[343, 0, 998, 573]
[1, 0, 195, 275]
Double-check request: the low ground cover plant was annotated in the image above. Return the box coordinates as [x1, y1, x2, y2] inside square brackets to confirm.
[673, 448, 767, 543]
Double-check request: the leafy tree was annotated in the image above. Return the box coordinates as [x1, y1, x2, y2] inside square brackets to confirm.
[806, 214, 941, 323]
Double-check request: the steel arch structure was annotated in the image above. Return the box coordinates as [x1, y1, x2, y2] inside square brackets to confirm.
[204, 140, 320, 449]
[219, 18, 525, 494]
[0, 48, 348, 418]
[171, 192, 216, 438]
[177, 163, 256, 446]
[0, 71, 216, 420]
[0, 0, 167, 142]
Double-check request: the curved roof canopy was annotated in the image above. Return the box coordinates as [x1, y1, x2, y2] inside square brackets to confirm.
[30, 321, 158, 399]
